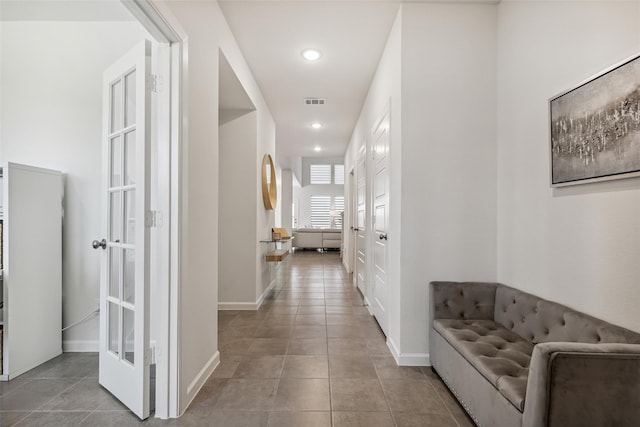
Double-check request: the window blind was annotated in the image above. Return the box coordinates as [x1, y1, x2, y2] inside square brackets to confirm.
[310, 196, 331, 228]
[310, 164, 332, 184]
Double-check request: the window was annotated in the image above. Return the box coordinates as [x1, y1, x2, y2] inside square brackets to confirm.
[310, 164, 331, 184]
[333, 196, 344, 228]
[310, 196, 331, 228]
[334, 164, 344, 185]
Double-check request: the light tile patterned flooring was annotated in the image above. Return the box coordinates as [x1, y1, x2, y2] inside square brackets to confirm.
[0, 251, 474, 426]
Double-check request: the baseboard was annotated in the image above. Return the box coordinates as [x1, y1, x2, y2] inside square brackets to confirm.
[63, 340, 99, 352]
[218, 280, 276, 311]
[183, 351, 219, 413]
[256, 279, 276, 309]
[387, 337, 430, 366]
[218, 302, 260, 310]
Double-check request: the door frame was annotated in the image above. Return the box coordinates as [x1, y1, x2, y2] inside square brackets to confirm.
[120, 0, 184, 419]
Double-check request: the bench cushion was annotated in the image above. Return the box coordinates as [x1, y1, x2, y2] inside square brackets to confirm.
[434, 319, 534, 411]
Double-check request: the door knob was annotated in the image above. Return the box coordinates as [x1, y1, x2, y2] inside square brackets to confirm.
[379, 233, 388, 240]
[92, 239, 107, 250]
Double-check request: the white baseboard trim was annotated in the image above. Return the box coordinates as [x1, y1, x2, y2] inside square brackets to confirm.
[218, 280, 276, 311]
[218, 302, 260, 310]
[63, 340, 99, 352]
[184, 351, 219, 410]
[256, 279, 276, 309]
[387, 338, 430, 366]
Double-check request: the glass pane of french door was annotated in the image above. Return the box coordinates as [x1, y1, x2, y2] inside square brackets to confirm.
[106, 69, 136, 365]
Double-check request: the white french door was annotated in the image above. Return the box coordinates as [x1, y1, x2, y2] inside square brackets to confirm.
[371, 109, 390, 336]
[97, 40, 151, 420]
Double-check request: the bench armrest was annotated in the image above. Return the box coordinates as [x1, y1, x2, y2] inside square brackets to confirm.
[429, 281, 498, 322]
[523, 342, 640, 427]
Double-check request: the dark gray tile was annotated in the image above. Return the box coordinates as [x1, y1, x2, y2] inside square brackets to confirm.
[291, 326, 326, 339]
[246, 339, 289, 355]
[330, 379, 388, 411]
[40, 378, 112, 410]
[282, 356, 328, 379]
[254, 326, 292, 339]
[213, 379, 278, 411]
[212, 355, 243, 378]
[30, 354, 98, 379]
[372, 356, 426, 380]
[218, 338, 254, 355]
[392, 412, 458, 427]
[380, 379, 448, 414]
[233, 356, 285, 378]
[327, 338, 368, 356]
[202, 412, 269, 427]
[79, 411, 141, 426]
[14, 411, 90, 426]
[329, 355, 377, 379]
[294, 315, 326, 326]
[186, 378, 229, 412]
[0, 412, 30, 427]
[273, 379, 330, 411]
[332, 411, 395, 427]
[267, 411, 330, 427]
[0, 379, 80, 411]
[287, 339, 327, 355]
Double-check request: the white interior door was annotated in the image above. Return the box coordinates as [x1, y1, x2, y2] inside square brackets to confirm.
[97, 40, 151, 420]
[355, 144, 367, 296]
[371, 109, 390, 335]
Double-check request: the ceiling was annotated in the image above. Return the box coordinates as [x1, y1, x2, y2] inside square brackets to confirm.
[218, 0, 401, 169]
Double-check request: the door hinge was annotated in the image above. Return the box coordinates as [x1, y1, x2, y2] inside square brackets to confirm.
[146, 74, 161, 93]
[145, 347, 159, 365]
[145, 210, 163, 228]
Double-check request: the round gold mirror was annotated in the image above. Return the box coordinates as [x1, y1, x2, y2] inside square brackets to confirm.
[262, 154, 277, 210]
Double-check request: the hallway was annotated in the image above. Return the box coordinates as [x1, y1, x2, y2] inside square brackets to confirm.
[0, 251, 473, 426]
[207, 251, 473, 426]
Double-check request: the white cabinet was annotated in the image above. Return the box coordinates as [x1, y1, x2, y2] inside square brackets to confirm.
[0, 163, 62, 380]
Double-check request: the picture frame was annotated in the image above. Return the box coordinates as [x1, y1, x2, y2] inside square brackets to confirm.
[550, 53, 640, 187]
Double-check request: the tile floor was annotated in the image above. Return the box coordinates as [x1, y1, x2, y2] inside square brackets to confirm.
[0, 251, 474, 426]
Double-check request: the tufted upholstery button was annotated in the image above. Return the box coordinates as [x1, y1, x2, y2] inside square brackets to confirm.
[444, 299, 449, 307]
[460, 290, 464, 297]
[543, 328, 549, 334]
[561, 320, 566, 326]
[503, 306, 508, 313]
[474, 302, 480, 309]
[513, 299, 516, 304]
[461, 312, 466, 318]
[521, 317, 526, 323]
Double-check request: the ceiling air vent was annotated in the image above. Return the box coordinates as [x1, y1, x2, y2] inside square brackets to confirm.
[304, 98, 326, 105]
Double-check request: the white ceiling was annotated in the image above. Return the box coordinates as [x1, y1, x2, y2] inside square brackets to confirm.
[0, 0, 135, 21]
[218, 0, 401, 168]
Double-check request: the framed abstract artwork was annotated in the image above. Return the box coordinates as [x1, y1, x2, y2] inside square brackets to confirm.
[550, 54, 640, 186]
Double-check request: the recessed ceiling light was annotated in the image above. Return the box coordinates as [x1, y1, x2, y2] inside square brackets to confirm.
[311, 122, 323, 129]
[302, 49, 322, 61]
[314, 146, 322, 152]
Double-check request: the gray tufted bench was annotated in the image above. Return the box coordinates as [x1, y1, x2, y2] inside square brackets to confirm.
[429, 281, 640, 427]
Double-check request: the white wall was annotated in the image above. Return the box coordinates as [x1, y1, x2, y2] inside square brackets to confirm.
[345, 3, 498, 365]
[0, 21, 149, 350]
[344, 7, 403, 353]
[497, 1, 640, 332]
[159, 1, 276, 413]
[219, 112, 258, 304]
[399, 2, 498, 359]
